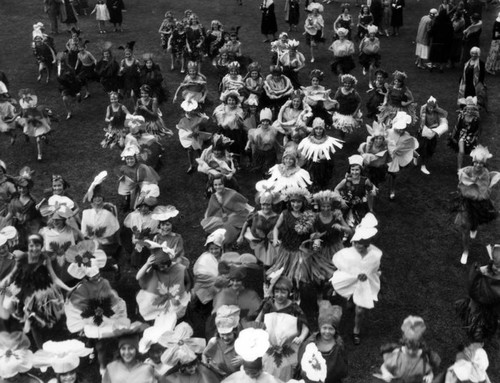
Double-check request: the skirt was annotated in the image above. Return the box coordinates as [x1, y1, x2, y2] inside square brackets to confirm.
[454, 197, 498, 230]
[331, 55, 355, 75]
[331, 111, 362, 133]
[267, 247, 336, 285]
[378, 103, 417, 126]
[306, 159, 334, 191]
[359, 52, 381, 70]
[306, 30, 324, 47]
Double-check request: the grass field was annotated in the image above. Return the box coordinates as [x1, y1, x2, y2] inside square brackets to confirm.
[1, 0, 500, 381]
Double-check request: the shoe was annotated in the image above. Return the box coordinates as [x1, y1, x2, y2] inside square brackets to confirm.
[37, 153, 42, 161]
[417, 65, 426, 70]
[420, 165, 430, 175]
[362, 68, 367, 75]
[9, 136, 15, 145]
[180, 69, 185, 74]
[470, 230, 477, 239]
[83, 93, 90, 99]
[368, 83, 374, 89]
[37, 74, 42, 82]
[310, 57, 315, 63]
[263, 39, 270, 43]
[352, 333, 361, 345]
[389, 191, 395, 200]
[66, 113, 72, 120]
[413, 157, 418, 166]
[99, 30, 103, 34]
[76, 93, 82, 103]
[460, 251, 468, 265]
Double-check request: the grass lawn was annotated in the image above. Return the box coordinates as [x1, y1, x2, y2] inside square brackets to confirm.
[1, 0, 500, 381]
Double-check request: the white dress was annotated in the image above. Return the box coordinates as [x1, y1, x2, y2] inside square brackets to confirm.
[95, 3, 110, 21]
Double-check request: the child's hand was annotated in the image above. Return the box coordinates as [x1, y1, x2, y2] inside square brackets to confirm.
[292, 336, 304, 345]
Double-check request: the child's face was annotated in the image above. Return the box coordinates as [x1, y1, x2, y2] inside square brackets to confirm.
[52, 180, 65, 195]
[229, 68, 238, 76]
[274, 287, 289, 304]
[159, 221, 173, 235]
[125, 50, 132, 59]
[292, 98, 301, 109]
[208, 244, 222, 257]
[221, 53, 228, 61]
[188, 68, 197, 77]
[250, 70, 259, 79]
[146, 60, 153, 69]
[148, 345, 164, 364]
[311, 77, 319, 86]
[350, 165, 361, 177]
[313, 126, 324, 138]
[110, 94, 119, 103]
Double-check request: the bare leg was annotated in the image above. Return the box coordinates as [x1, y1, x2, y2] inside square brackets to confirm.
[180, 57, 185, 73]
[388, 172, 396, 199]
[62, 95, 72, 119]
[458, 140, 465, 170]
[460, 220, 471, 264]
[36, 137, 42, 161]
[170, 54, 175, 70]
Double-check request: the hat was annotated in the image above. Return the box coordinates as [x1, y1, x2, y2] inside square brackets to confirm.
[282, 186, 311, 202]
[245, 94, 259, 106]
[391, 111, 412, 130]
[222, 252, 258, 267]
[121, 144, 140, 158]
[136, 184, 160, 208]
[0, 226, 17, 242]
[497, 11, 500, 23]
[16, 166, 34, 188]
[259, 191, 276, 205]
[205, 228, 226, 247]
[211, 19, 222, 28]
[212, 133, 233, 151]
[139, 312, 177, 354]
[351, 212, 378, 242]
[307, 2, 324, 12]
[83, 171, 108, 203]
[470, 46, 480, 55]
[392, 70, 407, 82]
[142, 53, 154, 62]
[336, 28, 348, 37]
[118, 334, 140, 350]
[33, 339, 93, 374]
[65, 240, 107, 279]
[282, 146, 299, 160]
[300, 343, 327, 383]
[279, 32, 289, 39]
[450, 343, 489, 383]
[234, 328, 270, 362]
[486, 244, 500, 267]
[228, 266, 246, 281]
[288, 39, 299, 49]
[318, 301, 342, 328]
[40, 203, 74, 220]
[0, 160, 6, 173]
[312, 117, 325, 129]
[401, 316, 426, 341]
[159, 323, 206, 366]
[429, 8, 438, 15]
[348, 154, 364, 167]
[260, 108, 273, 122]
[366, 121, 386, 137]
[427, 96, 437, 104]
[18, 89, 38, 109]
[228, 61, 240, 71]
[181, 98, 198, 112]
[0, 332, 33, 379]
[341, 74, 357, 85]
[312, 190, 346, 209]
[221, 89, 240, 104]
[470, 145, 492, 163]
[151, 205, 179, 221]
[247, 62, 261, 74]
[215, 305, 240, 334]
[367, 25, 378, 34]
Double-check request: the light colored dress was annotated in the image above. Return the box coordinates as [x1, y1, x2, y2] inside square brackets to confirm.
[95, 3, 110, 21]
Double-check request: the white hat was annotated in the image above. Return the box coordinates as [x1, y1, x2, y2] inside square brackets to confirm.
[348, 154, 364, 167]
[470, 145, 492, 163]
[65, 240, 107, 279]
[312, 117, 325, 129]
[288, 39, 300, 48]
[234, 328, 270, 362]
[139, 312, 177, 354]
[337, 27, 348, 37]
[151, 205, 179, 221]
[181, 98, 198, 112]
[205, 228, 226, 247]
[351, 213, 378, 242]
[366, 121, 386, 137]
[82, 171, 108, 203]
[259, 108, 273, 122]
[0, 332, 33, 379]
[0, 81, 8, 95]
[215, 305, 240, 334]
[391, 111, 412, 130]
[121, 144, 140, 158]
[159, 322, 206, 366]
[33, 339, 93, 374]
[367, 25, 378, 34]
[427, 96, 437, 104]
[401, 316, 426, 341]
[0, 226, 18, 241]
[450, 344, 489, 383]
[307, 2, 324, 12]
[300, 343, 327, 382]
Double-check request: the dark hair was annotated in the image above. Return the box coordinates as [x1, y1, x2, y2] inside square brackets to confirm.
[286, 198, 306, 212]
[28, 234, 44, 247]
[210, 174, 226, 187]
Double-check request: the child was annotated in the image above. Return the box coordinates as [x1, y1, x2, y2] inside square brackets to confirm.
[151, 205, 187, 265]
[173, 61, 208, 104]
[242, 62, 264, 101]
[102, 91, 130, 149]
[91, 1, 110, 34]
[168, 22, 188, 73]
[256, 274, 309, 381]
[176, 97, 211, 174]
[220, 61, 245, 101]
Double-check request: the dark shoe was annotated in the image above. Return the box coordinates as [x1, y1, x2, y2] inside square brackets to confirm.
[352, 333, 361, 345]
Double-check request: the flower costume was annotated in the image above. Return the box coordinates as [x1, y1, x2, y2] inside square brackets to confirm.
[358, 121, 389, 186]
[64, 240, 129, 339]
[386, 112, 419, 173]
[136, 241, 191, 320]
